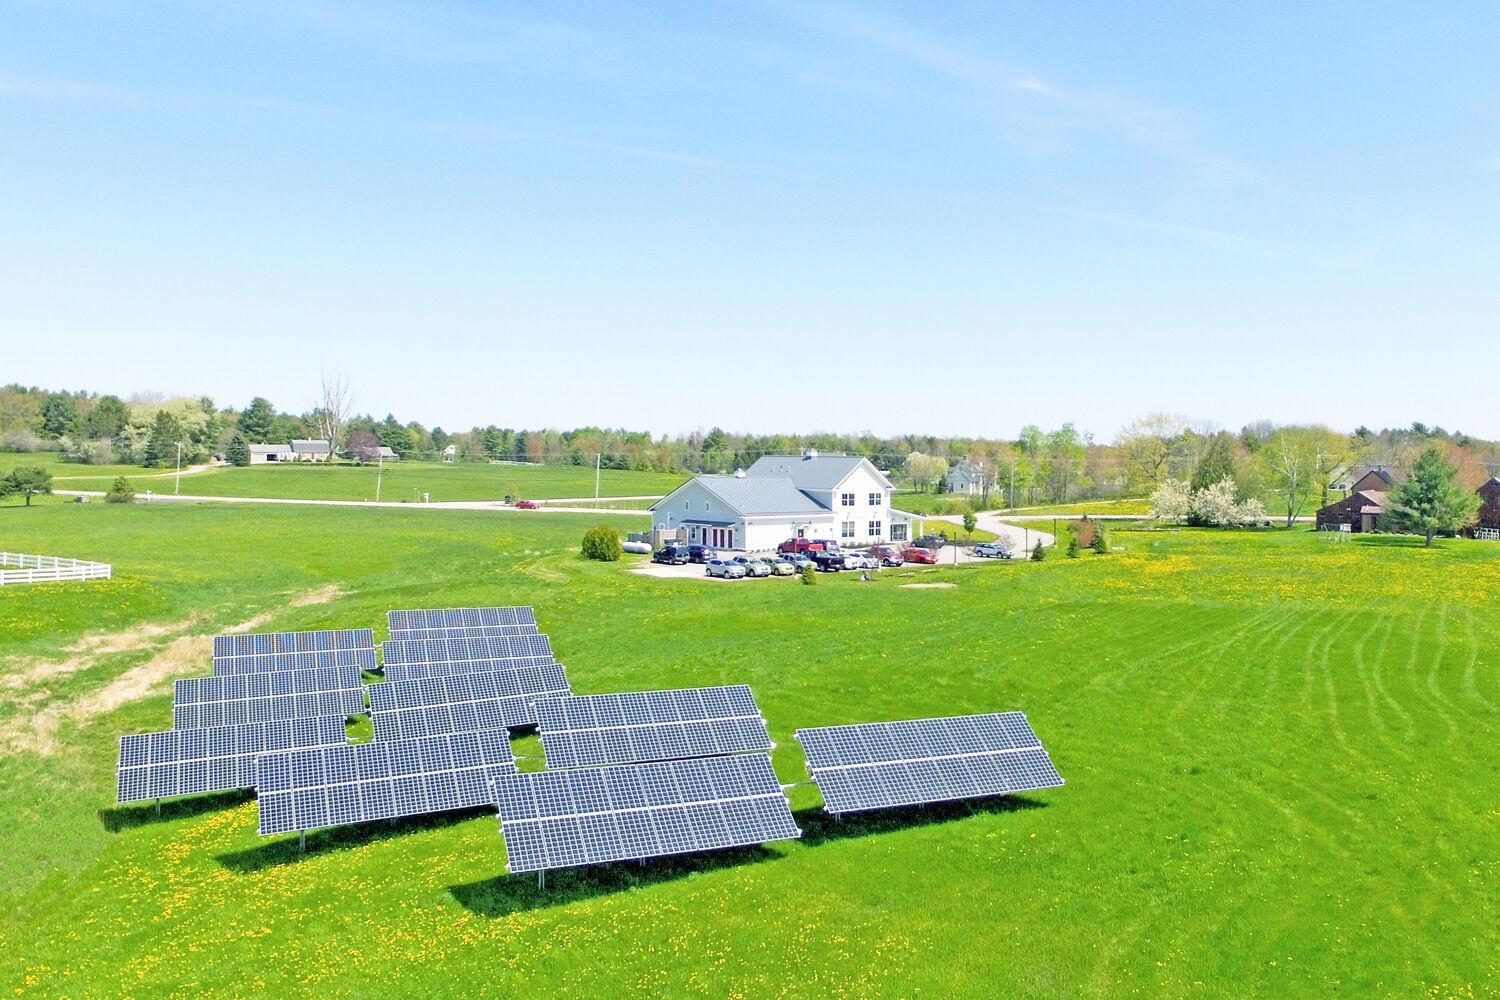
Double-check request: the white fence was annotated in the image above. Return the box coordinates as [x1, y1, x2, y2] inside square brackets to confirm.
[1477, 528, 1500, 541]
[0, 552, 113, 585]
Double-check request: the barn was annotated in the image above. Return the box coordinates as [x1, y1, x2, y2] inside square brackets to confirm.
[1476, 477, 1500, 536]
[1315, 468, 1395, 533]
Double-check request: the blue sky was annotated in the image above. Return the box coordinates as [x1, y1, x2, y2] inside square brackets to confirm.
[3, 1, 1497, 439]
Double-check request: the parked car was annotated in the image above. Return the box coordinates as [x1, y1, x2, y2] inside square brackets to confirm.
[766, 557, 798, 576]
[913, 533, 947, 549]
[514, 499, 540, 510]
[778, 552, 814, 571]
[807, 549, 843, 572]
[652, 545, 690, 565]
[974, 541, 1013, 559]
[809, 539, 843, 553]
[905, 547, 937, 564]
[842, 552, 877, 571]
[732, 556, 773, 577]
[868, 545, 904, 567]
[688, 544, 717, 564]
[778, 537, 831, 554]
[705, 558, 747, 579]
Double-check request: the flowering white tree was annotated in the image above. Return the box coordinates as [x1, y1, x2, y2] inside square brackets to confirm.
[1149, 477, 1193, 522]
[1189, 477, 1267, 527]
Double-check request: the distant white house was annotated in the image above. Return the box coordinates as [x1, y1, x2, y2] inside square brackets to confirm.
[946, 461, 986, 496]
[291, 439, 333, 463]
[441, 444, 458, 463]
[377, 445, 399, 461]
[651, 451, 911, 552]
[248, 443, 295, 464]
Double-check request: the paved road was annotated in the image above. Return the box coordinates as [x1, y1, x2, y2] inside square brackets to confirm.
[54, 490, 652, 517]
[924, 511, 1056, 552]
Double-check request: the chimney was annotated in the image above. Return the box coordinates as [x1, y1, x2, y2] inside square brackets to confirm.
[733, 468, 746, 478]
[803, 448, 819, 460]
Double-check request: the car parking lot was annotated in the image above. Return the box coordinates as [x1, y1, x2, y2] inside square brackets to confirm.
[628, 540, 1019, 579]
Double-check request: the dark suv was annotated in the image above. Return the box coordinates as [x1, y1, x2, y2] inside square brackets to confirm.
[688, 544, 717, 564]
[652, 545, 690, 565]
[913, 534, 948, 549]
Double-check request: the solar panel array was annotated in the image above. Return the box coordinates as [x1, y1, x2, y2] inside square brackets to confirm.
[214, 629, 374, 658]
[368, 663, 572, 740]
[118, 716, 348, 803]
[256, 730, 517, 835]
[794, 712, 1064, 814]
[213, 646, 378, 676]
[381, 635, 557, 682]
[535, 685, 771, 770]
[387, 606, 536, 636]
[493, 754, 801, 874]
[391, 624, 540, 641]
[172, 665, 366, 729]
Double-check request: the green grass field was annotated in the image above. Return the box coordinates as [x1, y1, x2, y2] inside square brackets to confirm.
[25, 455, 687, 502]
[1, 503, 1495, 997]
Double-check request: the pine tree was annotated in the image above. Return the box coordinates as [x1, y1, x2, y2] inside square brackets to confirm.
[238, 397, 275, 442]
[225, 435, 251, 467]
[1066, 535, 1081, 558]
[104, 476, 136, 503]
[1191, 433, 1238, 492]
[1390, 448, 1480, 547]
[1031, 540, 1045, 562]
[1091, 525, 1109, 554]
[142, 410, 183, 468]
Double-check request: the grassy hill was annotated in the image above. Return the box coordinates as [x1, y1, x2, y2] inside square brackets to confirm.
[0, 504, 1494, 996]
[9, 453, 687, 502]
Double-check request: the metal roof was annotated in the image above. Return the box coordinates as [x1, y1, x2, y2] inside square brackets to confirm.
[692, 475, 830, 518]
[248, 443, 292, 454]
[744, 454, 892, 491]
[290, 439, 332, 453]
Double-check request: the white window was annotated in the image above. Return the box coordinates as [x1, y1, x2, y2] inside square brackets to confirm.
[868, 492, 881, 506]
[841, 521, 855, 538]
[868, 521, 882, 537]
[891, 523, 907, 541]
[841, 492, 855, 506]
[684, 499, 689, 510]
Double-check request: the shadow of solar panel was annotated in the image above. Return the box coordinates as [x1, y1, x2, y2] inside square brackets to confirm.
[172, 666, 366, 729]
[492, 754, 800, 874]
[255, 730, 517, 835]
[534, 685, 772, 769]
[213, 647, 378, 676]
[214, 629, 374, 659]
[117, 716, 347, 803]
[794, 712, 1063, 814]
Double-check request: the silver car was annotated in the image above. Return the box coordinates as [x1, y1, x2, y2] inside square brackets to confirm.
[766, 557, 798, 576]
[974, 541, 1013, 559]
[705, 558, 748, 579]
[732, 556, 773, 577]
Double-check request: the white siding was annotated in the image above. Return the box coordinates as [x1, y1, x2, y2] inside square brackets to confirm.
[834, 464, 895, 544]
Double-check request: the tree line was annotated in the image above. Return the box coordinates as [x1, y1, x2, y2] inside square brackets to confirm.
[2, 385, 1495, 510]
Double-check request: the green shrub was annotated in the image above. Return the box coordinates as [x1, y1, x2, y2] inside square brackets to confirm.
[104, 477, 136, 504]
[1091, 527, 1109, 554]
[801, 565, 816, 585]
[1031, 541, 1046, 562]
[580, 524, 622, 561]
[225, 435, 251, 467]
[1066, 535, 1081, 558]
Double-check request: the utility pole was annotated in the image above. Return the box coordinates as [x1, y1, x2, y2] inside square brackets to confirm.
[595, 452, 602, 501]
[174, 442, 183, 494]
[1009, 457, 1017, 513]
[375, 452, 384, 502]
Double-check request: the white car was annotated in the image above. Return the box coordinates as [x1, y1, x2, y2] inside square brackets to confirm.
[974, 541, 1013, 559]
[731, 556, 773, 577]
[842, 552, 877, 571]
[705, 558, 748, 579]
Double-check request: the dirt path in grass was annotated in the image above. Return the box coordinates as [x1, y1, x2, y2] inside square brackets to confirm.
[0, 584, 347, 755]
[52, 463, 214, 481]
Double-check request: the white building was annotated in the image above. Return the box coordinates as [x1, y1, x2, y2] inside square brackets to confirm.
[651, 451, 912, 552]
[248, 443, 295, 464]
[946, 460, 986, 496]
[290, 439, 333, 463]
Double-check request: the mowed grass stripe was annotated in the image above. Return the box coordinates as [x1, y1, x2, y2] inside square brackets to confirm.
[0, 506, 1495, 997]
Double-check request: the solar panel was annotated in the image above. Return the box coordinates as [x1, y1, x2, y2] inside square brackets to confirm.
[213, 647, 378, 676]
[255, 730, 517, 835]
[172, 665, 366, 729]
[214, 628, 374, 659]
[794, 712, 1064, 815]
[381, 634, 553, 666]
[117, 716, 347, 803]
[386, 607, 536, 633]
[492, 754, 801, 874]
[387, 624, 541, 641]
[368, 663, 572, 740]
[535, 685, 771, 769]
